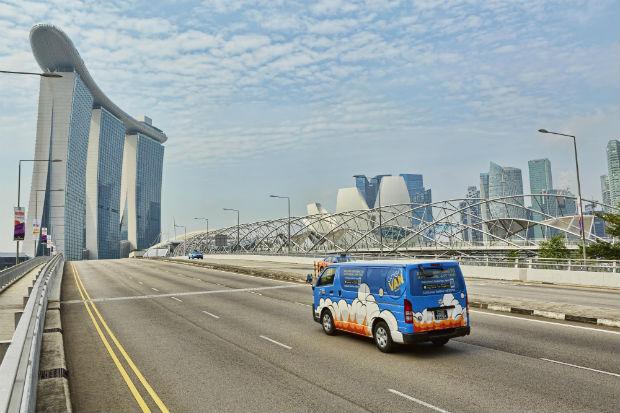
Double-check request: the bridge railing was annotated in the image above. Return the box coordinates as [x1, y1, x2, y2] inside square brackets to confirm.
[0, 257, 49, 294]
[0, 253, 64, 413]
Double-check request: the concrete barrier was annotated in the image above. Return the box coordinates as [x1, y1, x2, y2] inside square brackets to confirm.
[191, 254, 620, 289]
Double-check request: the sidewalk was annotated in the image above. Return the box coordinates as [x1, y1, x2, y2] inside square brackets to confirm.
[161, 256, 620, 328]
[0, 264, 43, 341]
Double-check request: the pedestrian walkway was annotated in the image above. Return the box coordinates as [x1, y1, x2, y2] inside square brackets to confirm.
[0, 265, 43, 341]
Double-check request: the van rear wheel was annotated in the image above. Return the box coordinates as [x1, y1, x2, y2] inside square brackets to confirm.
[373, 321, 393, 353]
[321, 311, 336, 335]
[431, 337, 450, 346]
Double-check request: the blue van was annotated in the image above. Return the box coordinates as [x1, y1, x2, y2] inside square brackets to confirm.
[312, 261, 470, 352]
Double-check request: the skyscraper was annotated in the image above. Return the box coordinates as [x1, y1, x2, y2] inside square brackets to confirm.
[606, 140, 620, 207]
[400, 174, 433, 224]
[601, 175, 611, 211]
[26, 24, 167, 260]
[487, 162, 525, 219]
[528, 158, 553, 238]
[459, 186, 483, 243]
[353, 174, 390, 208]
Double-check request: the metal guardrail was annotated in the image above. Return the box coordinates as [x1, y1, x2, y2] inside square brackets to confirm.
[0, 258, 48, 294]
[0, 253, 64, 413]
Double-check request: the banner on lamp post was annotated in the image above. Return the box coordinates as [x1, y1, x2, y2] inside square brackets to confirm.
[33, 219, 40, 240]
[14, 207, 25, 241]
[41, 227, 47, 244]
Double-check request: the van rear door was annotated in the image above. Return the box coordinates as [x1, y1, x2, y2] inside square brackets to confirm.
[408, 262, 468, 331]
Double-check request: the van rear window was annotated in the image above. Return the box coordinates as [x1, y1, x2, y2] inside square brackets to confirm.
[409, 265, 461, 295]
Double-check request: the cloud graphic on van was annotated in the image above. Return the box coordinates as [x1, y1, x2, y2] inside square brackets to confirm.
[318, 283, 403, 342]
[413, 293, 467, 332]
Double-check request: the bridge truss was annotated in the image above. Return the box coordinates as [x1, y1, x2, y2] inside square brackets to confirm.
[162, 195, 614, 257]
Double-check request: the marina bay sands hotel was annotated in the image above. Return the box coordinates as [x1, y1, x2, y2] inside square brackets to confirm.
[24, 24, 166, 260]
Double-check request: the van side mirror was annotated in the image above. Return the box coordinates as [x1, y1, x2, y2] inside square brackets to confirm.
[306, 274, 313, 284]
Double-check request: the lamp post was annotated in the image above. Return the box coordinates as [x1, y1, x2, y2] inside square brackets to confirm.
[269, 195, 291, 254]
[15, 158, 62, 264]
[223, 208, 240, 252]
[538, 129, 587, 261]
[33, 188, 64, 256]
[174, 223, 187, 256]
[193, 217, 209, 252]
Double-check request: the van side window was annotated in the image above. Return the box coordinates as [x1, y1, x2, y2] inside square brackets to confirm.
[340, 267, 364, 290]
[317, 267, 336, 286]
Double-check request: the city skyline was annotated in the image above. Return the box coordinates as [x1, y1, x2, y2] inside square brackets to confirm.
[0, 0, 618, 251]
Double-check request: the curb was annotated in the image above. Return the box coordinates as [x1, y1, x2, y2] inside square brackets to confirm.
[469, 300, 620, 328]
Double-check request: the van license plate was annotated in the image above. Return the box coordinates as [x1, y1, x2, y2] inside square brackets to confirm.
[434, 309, 448, 320]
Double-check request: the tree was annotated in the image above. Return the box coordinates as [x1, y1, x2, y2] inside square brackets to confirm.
[582, 209, 620, 259]
[538, 235, 570, 259]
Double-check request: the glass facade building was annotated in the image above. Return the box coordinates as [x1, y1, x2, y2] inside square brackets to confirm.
[135, 134, 164, 249]
[400, 174, 433, 224]
[487, 162, 525, 219]
[63, 74, 94, 260]
[95, 109, 125, 258]
[528, 158, 553, 239]
[606, 140, 620, 207]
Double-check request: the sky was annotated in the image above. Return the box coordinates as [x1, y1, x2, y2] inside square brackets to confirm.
[0, 0, 619, 250]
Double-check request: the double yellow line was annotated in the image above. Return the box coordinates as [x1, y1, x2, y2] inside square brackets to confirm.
[71, 263, 169, 413]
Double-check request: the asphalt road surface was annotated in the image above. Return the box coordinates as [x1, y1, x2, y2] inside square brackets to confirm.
[61, 259, 620, 413]
[187, 257, 620, 311]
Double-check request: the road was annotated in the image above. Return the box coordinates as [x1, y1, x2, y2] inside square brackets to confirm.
[185, 256, 620, 311]
[61, 259, 620, 412]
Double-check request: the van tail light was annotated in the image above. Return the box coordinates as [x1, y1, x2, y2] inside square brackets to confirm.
[404, 299, 413, 324]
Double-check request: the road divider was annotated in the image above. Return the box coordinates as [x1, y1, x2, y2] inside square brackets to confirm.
[469, 300, 620, 328]
[470, 310, 620, 335]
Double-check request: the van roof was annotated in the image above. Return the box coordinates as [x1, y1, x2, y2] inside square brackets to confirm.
[331, 259, 459, 267]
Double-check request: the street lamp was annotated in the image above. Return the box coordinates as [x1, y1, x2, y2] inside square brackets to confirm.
[33, 188, 64, 256]
[173, 223, 187, 256]
[269, 195, 291, 254]
[538, 128, 587, 261]
[193, 217, 209, 252]
[0, 69, 62, 78]
[15, 158, 62, 264]
[223, 208, 240, 252]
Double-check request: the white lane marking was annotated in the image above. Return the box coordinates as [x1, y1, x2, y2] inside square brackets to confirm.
[388, 389, 451, 413]
[296, 302, 312, 307]
[151, 288, 159, 292]
[138, 281, 143, 285]
[62, 284, 305, 304]
[259, 335, 292, 350]
[170, 296, 183, 302]
[540, 358, 620, 378]
[202, 310, 220, 319]
[256, 293, 263, 296]
[470, 309, 620, 335]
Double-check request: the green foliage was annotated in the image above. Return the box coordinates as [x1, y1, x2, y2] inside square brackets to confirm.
[505, 250, 519, 259]
[584, 209, 620, 259]
[538, 235, 570, 259]
[596, 210, 620, 237]
[584, 241, 620, 260]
